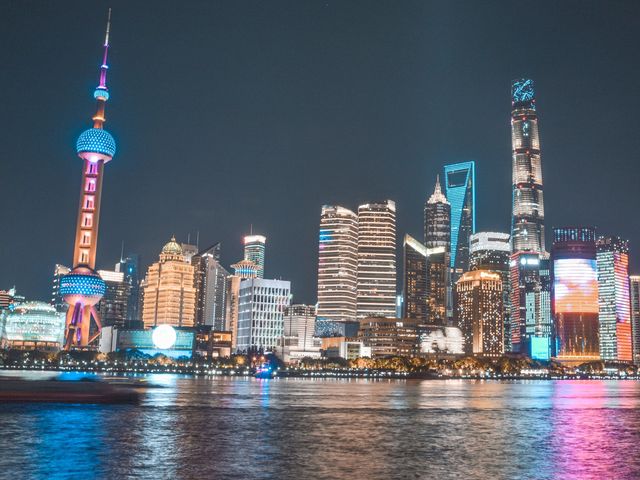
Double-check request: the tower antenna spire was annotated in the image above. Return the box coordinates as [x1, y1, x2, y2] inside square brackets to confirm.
[99, 8, 112, 89]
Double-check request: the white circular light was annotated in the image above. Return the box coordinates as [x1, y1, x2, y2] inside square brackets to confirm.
[152, 324, 177, 350]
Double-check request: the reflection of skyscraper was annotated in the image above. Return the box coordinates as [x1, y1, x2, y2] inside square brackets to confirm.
[317, 206, 358, 323]
[511, 78, 545, 254]
[402, 234, 427, 320]
[630, 276, 640, 365]
[443, 161, 475, 276]
[357, 201, 397, 319]
[424, 177, 451, 325]
[455, 270, 503, 356]
[597, 236, 632, 362]
[470, 232, 511, 351]
[244, 235, 266, 279]
[552, 227, 599, 362]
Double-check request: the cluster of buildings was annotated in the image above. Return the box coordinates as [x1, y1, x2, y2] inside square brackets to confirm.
[1, 17, 640, 368]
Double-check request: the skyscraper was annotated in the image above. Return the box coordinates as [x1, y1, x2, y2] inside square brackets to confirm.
[443, 161, 475, 275]
[552, 227, 599, 363]
[597, 236, 632, 362]
[402, 234, 427, 320]
[511, 78, 545, 254]
[455, 270, 503, 356]
[192, 243, 229, 330]
[424, 177, 451, 325]
[60, 11, 115, 348]
[51, 264, 70, 313]
[469, 232, 511, 351]
[244, 235, 266, 279]
[630, 276, 640, 365]
[357, 200, 397, 319]
[141, 237, 196, 328]
[96, 269, 129, 329]
[225, 259, 259, 349]
[316, 206, 359, 323]
[236, 278, 290, 352]
[115, 253, 140, 326]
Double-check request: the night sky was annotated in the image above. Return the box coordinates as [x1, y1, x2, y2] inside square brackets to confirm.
[2, 1, 639, 304]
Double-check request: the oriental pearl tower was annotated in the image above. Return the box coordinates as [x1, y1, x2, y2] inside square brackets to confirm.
[60, 10, 116, 349]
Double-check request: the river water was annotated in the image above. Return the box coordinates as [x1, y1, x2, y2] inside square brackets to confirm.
[1, 376, 639, 479]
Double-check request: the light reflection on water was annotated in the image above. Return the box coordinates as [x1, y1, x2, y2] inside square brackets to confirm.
[1, 377, 640, 479]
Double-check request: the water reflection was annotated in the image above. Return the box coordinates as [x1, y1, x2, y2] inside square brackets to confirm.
[1, 377, 640, 479]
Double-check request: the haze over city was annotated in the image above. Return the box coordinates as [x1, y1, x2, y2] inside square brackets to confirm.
[2, 1, 639, 304]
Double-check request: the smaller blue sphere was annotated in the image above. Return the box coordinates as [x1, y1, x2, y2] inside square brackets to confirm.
[76, 128, 116, 158]
[94, 88, 110, 101]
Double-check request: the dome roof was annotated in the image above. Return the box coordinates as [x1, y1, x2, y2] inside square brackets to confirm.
[76, 128, 116, 158]
[162, 236, 183, 255]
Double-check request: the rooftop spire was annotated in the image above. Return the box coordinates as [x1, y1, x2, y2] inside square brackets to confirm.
[428, 174, 449, 205]
[98, 8, 112, 89]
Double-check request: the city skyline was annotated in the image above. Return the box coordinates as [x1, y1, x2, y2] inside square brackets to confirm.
[2, 1, 640, 306]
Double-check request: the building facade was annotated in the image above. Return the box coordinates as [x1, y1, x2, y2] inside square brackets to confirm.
[402, 234, 428, 320]
[470, 232, 511, 351]
[51, 264, 70, 313]
[357, 317, 419, 358]
[141, 237, 196, 328]
[116, 253, 141, 326]
[597, 236, 632, 362]
[244, 235, 266, 279]
[225, 259, 259, 349]
[443, 162, 475, 276]
[511, 78, 545, 254]
[192, 243, 229, 331]
[316, 205, 359, 323]
[96, 269, 129, 328]
[552, 227, 599, 363]
[456, 270, 504, 356]
[357, 200, 397, 319]
[631, 276, 640, 365]
[236, 278, 290, 352]
[2, 302, 66, 351]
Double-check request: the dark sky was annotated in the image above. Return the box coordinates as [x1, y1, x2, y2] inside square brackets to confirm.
[2, 0, 639, 304]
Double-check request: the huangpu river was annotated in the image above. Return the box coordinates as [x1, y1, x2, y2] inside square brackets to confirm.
[1, 375, 640, 479]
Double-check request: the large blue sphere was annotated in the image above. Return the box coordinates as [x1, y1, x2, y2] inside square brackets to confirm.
[60, 267, 106, 306]
[76, 128, 116, 158]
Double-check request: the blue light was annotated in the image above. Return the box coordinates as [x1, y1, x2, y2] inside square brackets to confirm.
[76, 128, 116, 157]
[443, 161, 475, 269]
[59, 272, 106, 298]
[319, 229, 333, 242]
[530, 336, 550, 361]
[512, 79, 535, 105]
[93, 88, 110, 101]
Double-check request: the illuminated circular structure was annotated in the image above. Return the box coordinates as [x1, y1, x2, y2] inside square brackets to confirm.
[93, 88, 110, 101]
[4, 302, 66, 347]
[152, 324, 177, 350]
[60, 266, 106, 307]
[76, 128, 116, 162]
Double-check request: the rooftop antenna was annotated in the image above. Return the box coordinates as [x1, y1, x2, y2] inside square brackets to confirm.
[196, 230, 200, 249]
[120, 240, 125, 262]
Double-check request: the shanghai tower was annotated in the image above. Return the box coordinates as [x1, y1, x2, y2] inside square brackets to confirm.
[511, 79, 545, 254]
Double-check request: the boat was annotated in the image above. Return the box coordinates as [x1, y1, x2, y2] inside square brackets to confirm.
[0, 376, 141, 404]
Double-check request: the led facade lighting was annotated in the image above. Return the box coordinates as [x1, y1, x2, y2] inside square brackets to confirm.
[443, 161, 475, 274]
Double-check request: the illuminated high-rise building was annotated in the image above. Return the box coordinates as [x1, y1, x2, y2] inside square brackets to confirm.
[630, 276, 640, 365]
[424, 177, 451, 324]
[552, 227, 599, 363]
[225, 259, 259, 349]
[51, 264, 70, 313]
[61, 11, 116, 349]
[317, 206, 359, 322]
[357, 200, 397, 319]
[511, 78, 545, 254]
[96, 269, 129, 329]
[244, 235, 266, 279]
[455, 270, 503, 356]
[116, 253, 141, 326]
[443, 162, 475, 276]
[141, 237, 196, 328]
[192, 243, 229, 330]
[470, 232, 511, 351]
[597, 236, 632, 362]
[402, 234, 427, 320]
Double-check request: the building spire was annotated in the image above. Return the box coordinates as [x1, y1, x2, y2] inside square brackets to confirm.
[92, 9, 112, 128]
[428, 174, 449, 204]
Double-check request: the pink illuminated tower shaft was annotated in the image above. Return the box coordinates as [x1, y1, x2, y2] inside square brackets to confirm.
[63, 10, 115, 349]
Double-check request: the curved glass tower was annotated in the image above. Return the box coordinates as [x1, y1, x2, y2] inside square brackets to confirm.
[511, 79, 545, 254]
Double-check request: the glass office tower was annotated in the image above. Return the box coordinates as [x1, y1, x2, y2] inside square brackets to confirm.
[443, 162, 475, 277]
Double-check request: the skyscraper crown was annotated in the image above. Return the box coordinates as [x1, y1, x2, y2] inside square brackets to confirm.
[428, 175, 449, 205]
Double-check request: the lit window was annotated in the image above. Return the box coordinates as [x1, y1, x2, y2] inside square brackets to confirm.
[83, 213, 93, 227]
[85, 179, 96, 192]
[83, 195, 95, 210]
[86, 162, 99, 175]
